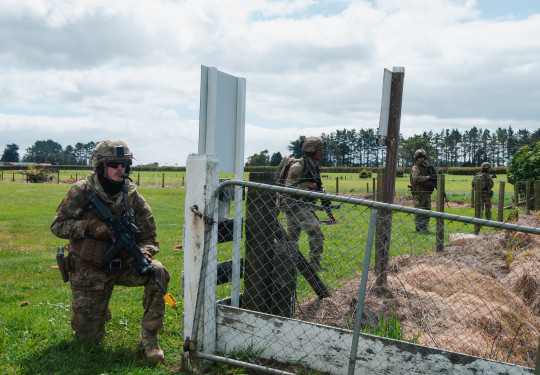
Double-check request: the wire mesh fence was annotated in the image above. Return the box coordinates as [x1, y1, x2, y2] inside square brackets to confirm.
[187, 179, 540, 374]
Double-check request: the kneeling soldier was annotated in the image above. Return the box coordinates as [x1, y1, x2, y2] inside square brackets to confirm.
[51, 140, 169, 362]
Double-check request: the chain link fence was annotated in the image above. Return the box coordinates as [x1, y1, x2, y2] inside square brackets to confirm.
[187, 178, 540, 374]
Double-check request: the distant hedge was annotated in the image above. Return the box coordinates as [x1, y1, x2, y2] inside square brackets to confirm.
[446, 166, 507, 175]
[0, 164, 507, 175]
[0, 165, 187, 172]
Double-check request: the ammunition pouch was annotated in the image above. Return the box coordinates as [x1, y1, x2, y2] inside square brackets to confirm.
[69, 237, 110, 268]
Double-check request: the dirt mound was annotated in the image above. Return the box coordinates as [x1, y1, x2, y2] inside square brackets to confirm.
[296, 214, 540, 368]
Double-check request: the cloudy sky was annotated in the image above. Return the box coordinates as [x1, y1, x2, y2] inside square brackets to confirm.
[1, 0, 539, 166]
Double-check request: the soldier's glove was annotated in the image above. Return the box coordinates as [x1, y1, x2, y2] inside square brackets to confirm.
[85, 212, 115, 242]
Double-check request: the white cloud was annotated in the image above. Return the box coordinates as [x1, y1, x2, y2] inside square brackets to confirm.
[0, 0, 539, 166]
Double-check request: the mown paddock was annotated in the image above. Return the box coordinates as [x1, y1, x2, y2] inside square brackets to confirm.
[0, 172, 533, 374]
[0, 167, 518, 204]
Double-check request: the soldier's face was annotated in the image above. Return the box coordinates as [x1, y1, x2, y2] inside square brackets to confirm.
[417, 157, 425, 163]
[313, 149, 324, 161]
[105, 162, 126, 183]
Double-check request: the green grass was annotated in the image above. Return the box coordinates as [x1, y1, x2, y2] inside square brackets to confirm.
[0, 181, 186, 375]
[0, 175, 511, 374]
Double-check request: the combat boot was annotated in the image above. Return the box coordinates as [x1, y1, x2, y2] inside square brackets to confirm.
[140, 328, 164, 362]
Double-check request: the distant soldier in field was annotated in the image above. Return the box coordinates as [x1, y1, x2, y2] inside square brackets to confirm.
[50, 140, 169, 362]
[279, 137, 327, 271]
[472, 162, 494, 220]
[410, 149, 436, 232]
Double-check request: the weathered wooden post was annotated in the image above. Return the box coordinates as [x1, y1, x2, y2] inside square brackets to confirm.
[374, 67, 405, 287]
[436, 173, 445, 252]
[271, 234, 298, 318]
[474, 178, 482, 234]
[376, 170, 384, 202]
[137, 172, 140, 186]
[498, 181, 505, 222]
[57, 170, 60, 184]
[535, 180, 540, 212]
[243, 172, 276, 314]
[514, 182, 519, 209]
[525, 179, 531, 215]
[335, 177, 339, 194]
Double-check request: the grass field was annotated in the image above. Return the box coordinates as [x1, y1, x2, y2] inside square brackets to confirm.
[0, 173, 512, 374]
[0, 181, 186, 375]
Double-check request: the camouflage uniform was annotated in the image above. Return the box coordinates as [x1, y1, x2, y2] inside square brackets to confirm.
[279, 137, 327, 269]
[472, 162, 494, 220]
[50, 141, 169, 359]
[283, 156, 325, 265]
[410, 149, 435, 232]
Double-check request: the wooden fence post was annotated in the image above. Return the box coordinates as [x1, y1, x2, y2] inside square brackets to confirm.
[525, 179, 531, 215]
[162, 172, 165, 188]
[243, 172, 276, 314]
[376, 170, 384, 202]
[535, 180, 540, 211]
[57, 170, 60, 184]
[474, 178, 482, 234]
[436, 173, 445, 252]
[514, 182, 519, 209]
[498, 181, 505, 222]
[335, 177, 339, 194]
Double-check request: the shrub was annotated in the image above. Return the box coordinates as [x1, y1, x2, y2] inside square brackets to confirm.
[507, 142, 540, 207]
[21, 165, 54, 183]
[359, 169, 372, 179]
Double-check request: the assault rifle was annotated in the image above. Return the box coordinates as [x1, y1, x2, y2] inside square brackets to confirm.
[303, 167, 340, 224]
[83, 194, 178, 309]
[427, 166, 450, 208]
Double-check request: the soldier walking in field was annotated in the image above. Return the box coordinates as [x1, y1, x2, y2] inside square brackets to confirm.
[472, 162, 494, 220]
[279, 137, 327, 271]
[50, 140, 170, 362]
[410, 149, 436, 232]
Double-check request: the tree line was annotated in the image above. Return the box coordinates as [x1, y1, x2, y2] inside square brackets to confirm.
[1, 140, 96, 165]
[2, 125, 538, 167]
[246, 126, 539, 167]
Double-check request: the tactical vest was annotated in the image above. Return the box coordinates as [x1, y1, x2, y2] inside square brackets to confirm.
[410, 163, 433, 193]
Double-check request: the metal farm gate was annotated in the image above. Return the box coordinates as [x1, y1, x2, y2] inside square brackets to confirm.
[182, 172, 540, 374]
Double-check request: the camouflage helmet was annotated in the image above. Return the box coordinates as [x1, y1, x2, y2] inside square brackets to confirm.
[92, 140, 133, 169]
[481, 162, 491, 171]
[414, 149, 427, 159]
[301, 137, 326, 153]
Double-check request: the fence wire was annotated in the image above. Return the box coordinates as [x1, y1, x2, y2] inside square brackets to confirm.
[195, 180, 540, 374]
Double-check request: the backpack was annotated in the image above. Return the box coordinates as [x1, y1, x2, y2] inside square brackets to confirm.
[274, 156, 300, 186]
[473, 173, 488, 191]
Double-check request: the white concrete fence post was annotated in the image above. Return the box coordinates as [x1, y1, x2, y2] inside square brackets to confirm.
[182, 153, 219, 373]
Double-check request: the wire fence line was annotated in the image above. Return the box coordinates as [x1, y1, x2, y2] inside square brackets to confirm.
[185, 178, 540, 374]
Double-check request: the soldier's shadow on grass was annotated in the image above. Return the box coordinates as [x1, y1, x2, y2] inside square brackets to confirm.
[20, 339, 159, 375]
